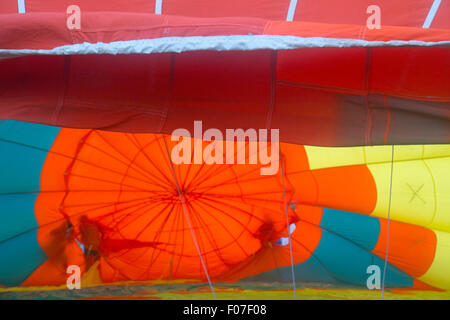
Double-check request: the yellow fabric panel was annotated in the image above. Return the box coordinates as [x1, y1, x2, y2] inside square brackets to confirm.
[423, 145, 450, 159]
[419, 230, 450, 290]
[369, 160, 436, 228]
[364, 145, 423, 163]
[425, 157, 450, 231]
[304, 145, 365, 170]
[305, 146, 365, 170]
[81, 261, 103, 287]
[304, 144, 450, 232]
[305, 145, 450, 170]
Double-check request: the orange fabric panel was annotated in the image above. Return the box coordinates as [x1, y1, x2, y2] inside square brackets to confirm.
[23, 241, 85, 286]
[280, 143, 310, 173]
[292, 0, 435, 27]
[266, 20, 450, 42]
[412, 279, 445, 291]
[34, 128, 89, 260]
[285, 170, 318, 205]
[291, 221, 322, 262]
[35, 129, 296, 283]
[288, 165, 378, 214]
[35, 128, 89, 226]
[373, 219, 437, 278]
[23, 261, 66, 287]
[27, 128, 90, 286]
[98, 257, 129, 283]
[294, 204, 323, 226]
[216, 220, 322, 282]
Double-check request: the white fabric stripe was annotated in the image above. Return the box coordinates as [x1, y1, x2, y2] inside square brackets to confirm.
[17, 0, 25, 13]
[423, 0, 441, 28]
[286, 0, 298, 21]
[1, 35, 449, 58]
[155, 0, 162, 14]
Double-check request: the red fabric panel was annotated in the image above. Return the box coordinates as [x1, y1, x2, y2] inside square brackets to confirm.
[1, 0, 448, 31]
[431, 0, 450, 29]
[163, 50, 273, 134]
[277, 48, 367, 93]
[277, 46, 450, 102]
[0, 13, 70, 50]
[0, 55, 67, 124]
[1, 47, 448, 146]
[2, 13, 449, 51]
[272, 85, 343, 146]
[371, 47, 450, 100]
[24, 0, 154, 13]
[163, 0, 290, 20]
[0, 0, 18, 13]
[0, 13, 267, 50]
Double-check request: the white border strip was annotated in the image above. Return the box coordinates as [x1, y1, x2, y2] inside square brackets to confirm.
[17, 0, 25, 14]
[155, 0, 162, 15]
[1, 35, 449, 57]
[286, 0, 298, 22]
[423, 0, 441, 28]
